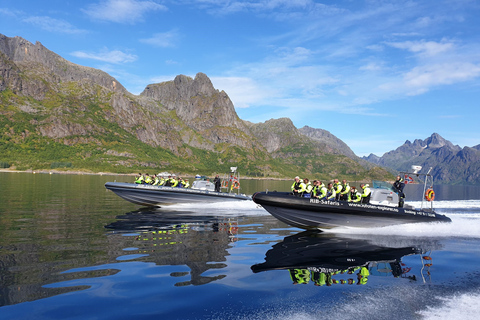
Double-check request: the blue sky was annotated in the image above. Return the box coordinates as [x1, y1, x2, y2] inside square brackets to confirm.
[1, 0, 480, 157]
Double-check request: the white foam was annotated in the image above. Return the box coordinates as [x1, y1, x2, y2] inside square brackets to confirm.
[407, 199, 480, 209]
[161, 200, 268, 216]
[418, 290, 480, 320]
[328, 213, 480, 239]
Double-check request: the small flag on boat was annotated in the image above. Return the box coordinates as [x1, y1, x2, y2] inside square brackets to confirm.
[404, 175, 414, 184]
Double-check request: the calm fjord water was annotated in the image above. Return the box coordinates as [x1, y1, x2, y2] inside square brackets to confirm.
[1, 172, 480, 320]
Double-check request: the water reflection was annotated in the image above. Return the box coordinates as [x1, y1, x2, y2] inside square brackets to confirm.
[105, 208, 240, 286]
[251, 231, 443, 287]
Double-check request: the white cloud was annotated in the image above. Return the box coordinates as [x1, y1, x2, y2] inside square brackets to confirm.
[386, 39, 455, 57]
[139, 30, 180, 47]
[404, 62, 480, 90]
[82, 0, 167, 24]
[22, 16, 87, 34]
[0, 8, 21, 17]
[71, 48, 138, 64]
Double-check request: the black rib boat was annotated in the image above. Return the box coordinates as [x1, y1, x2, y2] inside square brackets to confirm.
[252, 168, 451, 230]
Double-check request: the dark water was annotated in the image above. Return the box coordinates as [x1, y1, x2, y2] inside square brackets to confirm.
[1, 172, 480, 320]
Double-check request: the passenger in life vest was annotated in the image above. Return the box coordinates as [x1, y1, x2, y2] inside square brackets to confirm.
[159, 176, 166, 186]
[392, 175, 406, 207]
[152, 174, 160, 185]
[315, 181, 328, 200]
[177, 178, 184, 188]
[360, 184, 371, 204]
[170, 176, 179, 187]
[183, 179, 190, 188]
[340, 179, 351, 201]
[134, 173, 144, 184]
[298, 178, 312, 197]
[144, 174, 153, 184]
[326, 182, 336, 200]
[333, 179, 342, 201]
[349, 186, 362, 202]
[291, 176, 302, 196]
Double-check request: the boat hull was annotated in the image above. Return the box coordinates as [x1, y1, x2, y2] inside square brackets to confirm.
[252, 192, 451, 230]
[105, 182, 251, 206]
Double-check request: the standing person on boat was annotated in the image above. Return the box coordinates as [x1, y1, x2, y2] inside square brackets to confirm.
[392, 175, 406, 207]
[360, 184, 371, 204]
[326, 182, 336, 200]
[213, 175, 221, 192]
[291, 176, 302, 196]
[340, 179, 351, 201]
[349, 186, 361, 202]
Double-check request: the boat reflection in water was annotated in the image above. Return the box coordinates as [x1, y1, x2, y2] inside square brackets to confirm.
[251, 231, 442, 286]
[105, 208, 239, 286]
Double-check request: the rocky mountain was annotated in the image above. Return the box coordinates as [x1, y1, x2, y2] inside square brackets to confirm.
[362, 133, 480, 184]
[298, 125, 357, 158]
[0, 33, 391, 180]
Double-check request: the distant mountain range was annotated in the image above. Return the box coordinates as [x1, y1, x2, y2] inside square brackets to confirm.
[362, 133, 480, 184]
[0, 33, 478, 184]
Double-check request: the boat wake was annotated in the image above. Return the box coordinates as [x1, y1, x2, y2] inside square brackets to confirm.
[155, 199, 268, 216]
[407, 199, 480, 210]
[325, 200, 480, 239]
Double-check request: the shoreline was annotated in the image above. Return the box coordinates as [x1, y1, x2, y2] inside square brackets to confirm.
[0, 168, 292, 180]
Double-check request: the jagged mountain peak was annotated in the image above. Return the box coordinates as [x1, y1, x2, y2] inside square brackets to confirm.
[362, 132, 479, 184]
[0, 33, 126, 95]
[424, 132, 459, 150]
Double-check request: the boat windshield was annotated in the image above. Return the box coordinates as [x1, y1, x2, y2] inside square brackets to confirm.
[372, 180, 395, 192]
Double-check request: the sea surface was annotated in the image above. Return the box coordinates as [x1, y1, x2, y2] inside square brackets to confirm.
[0, 172, 480, 320]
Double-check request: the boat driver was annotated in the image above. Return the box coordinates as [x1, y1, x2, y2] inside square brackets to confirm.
[392, 175, 405, 207]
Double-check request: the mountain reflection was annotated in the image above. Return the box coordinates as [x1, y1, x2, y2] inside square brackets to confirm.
[252, 231, 442, 286]
[105, 208, 239, 286]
